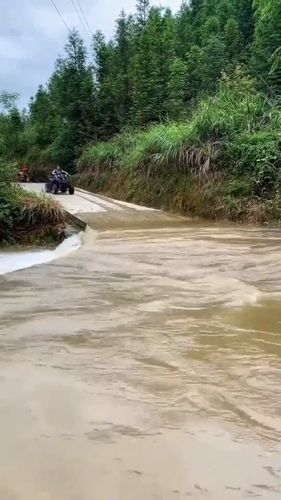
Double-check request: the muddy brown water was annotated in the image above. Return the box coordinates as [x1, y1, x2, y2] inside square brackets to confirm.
[0, 221, 281, 499]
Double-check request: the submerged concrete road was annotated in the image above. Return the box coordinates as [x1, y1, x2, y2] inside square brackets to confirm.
[24, 183, 184, 230]
[2, 184, 281, 499]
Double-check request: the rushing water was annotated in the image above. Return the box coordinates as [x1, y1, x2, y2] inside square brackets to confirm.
[0, 222, 281, 499]
[0, 234, 82, 276]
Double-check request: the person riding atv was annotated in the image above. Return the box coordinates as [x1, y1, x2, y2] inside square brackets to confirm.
[17, 165, 30, 182]
[52, 166, 68, 177]
[45, 166, 75, 195]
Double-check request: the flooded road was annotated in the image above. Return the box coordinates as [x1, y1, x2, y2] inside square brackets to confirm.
[1, 221, 281, 499]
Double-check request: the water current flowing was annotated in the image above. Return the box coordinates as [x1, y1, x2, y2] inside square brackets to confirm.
[0, 234, 82, 276]
[0, 222, 281, 499]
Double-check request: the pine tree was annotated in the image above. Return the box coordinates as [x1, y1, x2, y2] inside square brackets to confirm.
[4, 0, 279, 170]
[132, 7, 175, 125]
[115, 11, 134, 127]
[253, 0, 281, 93]
[0, 92, 19, 113]
[215, 0, 235, 27]
[185, 44, 205, 100]
[175, 2, 193, 58]
[132, 20, 157, 124]
[202, 35, 227, 91]
[224, 17, 243, 62]
[167, 57, 188, 118]
[29, 85, 56, 148]
[48, 30, 96, 169]
[136, 0, 150, 25]
[190, 0, 204, 20]
[93, 31, 118, 137]
[201, 16, 220, 42]
[190, 0, 204, 42]
[235, 0, 255, 47]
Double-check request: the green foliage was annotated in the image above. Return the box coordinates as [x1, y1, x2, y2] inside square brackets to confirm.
[0, 161, 65, 244]
[0, 0, 280, 225]
[253, 0, 281, 95]
[202, 35, 227, 91]
[131, 7, 176, 124]
[236, 0, 255, 46]
[226, 178, 252, 197]
[125, 123, 192, 172]
[0, 162, 17, 239]
[0, 92, 19, 113]
[224, 17, 242, 61]
[18, 191, 65, 227]
[269, 47, 281, 96]
[167, 58, 188, 118]
[21, 30, 96, 173]
[77, 141, 122, 173]
[93, 31, 118, 137]
[78, 70, 281, 210]
[191, 70, 265, 140]
[185, 45, 205, 100]
[136, 0, 150, 24]
[226, 130, 281, 196]
[175, 2, 193, 57]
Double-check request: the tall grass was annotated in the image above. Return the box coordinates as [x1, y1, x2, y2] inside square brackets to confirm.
[77, 141, 122, 173]
[125, 122, 223, 178]
[17, 190, 65, 226]
[77, 130, 141, 174]
[0, 171, 65, 244]
[76, 70, 281, 221]
[191, 73, 267, 141]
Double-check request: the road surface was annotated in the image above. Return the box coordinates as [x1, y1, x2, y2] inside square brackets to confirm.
[1, 184, 281, 499]
[24, 183, 184, 230]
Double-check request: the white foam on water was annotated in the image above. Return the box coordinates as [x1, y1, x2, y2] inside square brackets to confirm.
[0, 233, 82, 276]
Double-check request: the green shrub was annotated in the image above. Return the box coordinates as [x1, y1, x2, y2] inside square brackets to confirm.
[0, 161, 65, 244]
[124, 122, 221, 178]
[77, 141, 122, 173]
[0, 161, 17, 240]
[226, 131, 281, 196]
[226, 178, 252, 197]
[76, 70, 281, 221]
[191, 71, 266, 142]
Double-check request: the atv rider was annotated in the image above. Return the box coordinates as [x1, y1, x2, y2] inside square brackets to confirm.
[52, 165, 68, 177]
[18, 165, 30, 182]
[49, 165, 69, 193]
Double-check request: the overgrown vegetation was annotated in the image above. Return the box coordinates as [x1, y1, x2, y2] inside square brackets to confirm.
[76, 71, 281, 222]
[0, 161, 65, 245]
[1, 0, 281, 222]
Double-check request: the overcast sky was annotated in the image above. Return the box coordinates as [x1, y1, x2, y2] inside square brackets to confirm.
[1, 0, 183, 108]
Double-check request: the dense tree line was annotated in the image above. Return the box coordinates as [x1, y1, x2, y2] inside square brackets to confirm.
[0, 0, 280, 173]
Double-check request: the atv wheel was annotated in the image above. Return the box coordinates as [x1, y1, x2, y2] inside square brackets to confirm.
[52, 183, 59, 195]
[69, 186, 75, 195]
[45, 183, 51, 193]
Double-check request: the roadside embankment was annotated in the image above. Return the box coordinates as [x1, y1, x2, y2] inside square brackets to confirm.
[0, 184, 66, 245]
[75, 73, 281, 224]
[25, 183, 185, 233]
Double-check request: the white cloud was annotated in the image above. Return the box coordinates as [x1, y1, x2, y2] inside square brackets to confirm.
[0, 36, 28, 61]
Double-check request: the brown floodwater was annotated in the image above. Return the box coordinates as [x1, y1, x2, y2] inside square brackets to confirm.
[0, 221, 281, 499]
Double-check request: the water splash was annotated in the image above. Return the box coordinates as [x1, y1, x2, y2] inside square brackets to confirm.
[0, 233, 82, 276]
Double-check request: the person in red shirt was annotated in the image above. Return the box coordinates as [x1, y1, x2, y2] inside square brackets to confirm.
[18, 165, 30, 182]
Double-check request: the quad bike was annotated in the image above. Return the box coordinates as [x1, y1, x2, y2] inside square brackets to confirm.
[45, 171, 75, 195]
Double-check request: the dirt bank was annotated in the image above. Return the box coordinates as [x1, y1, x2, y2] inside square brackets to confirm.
[74, 170, 281, 225]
